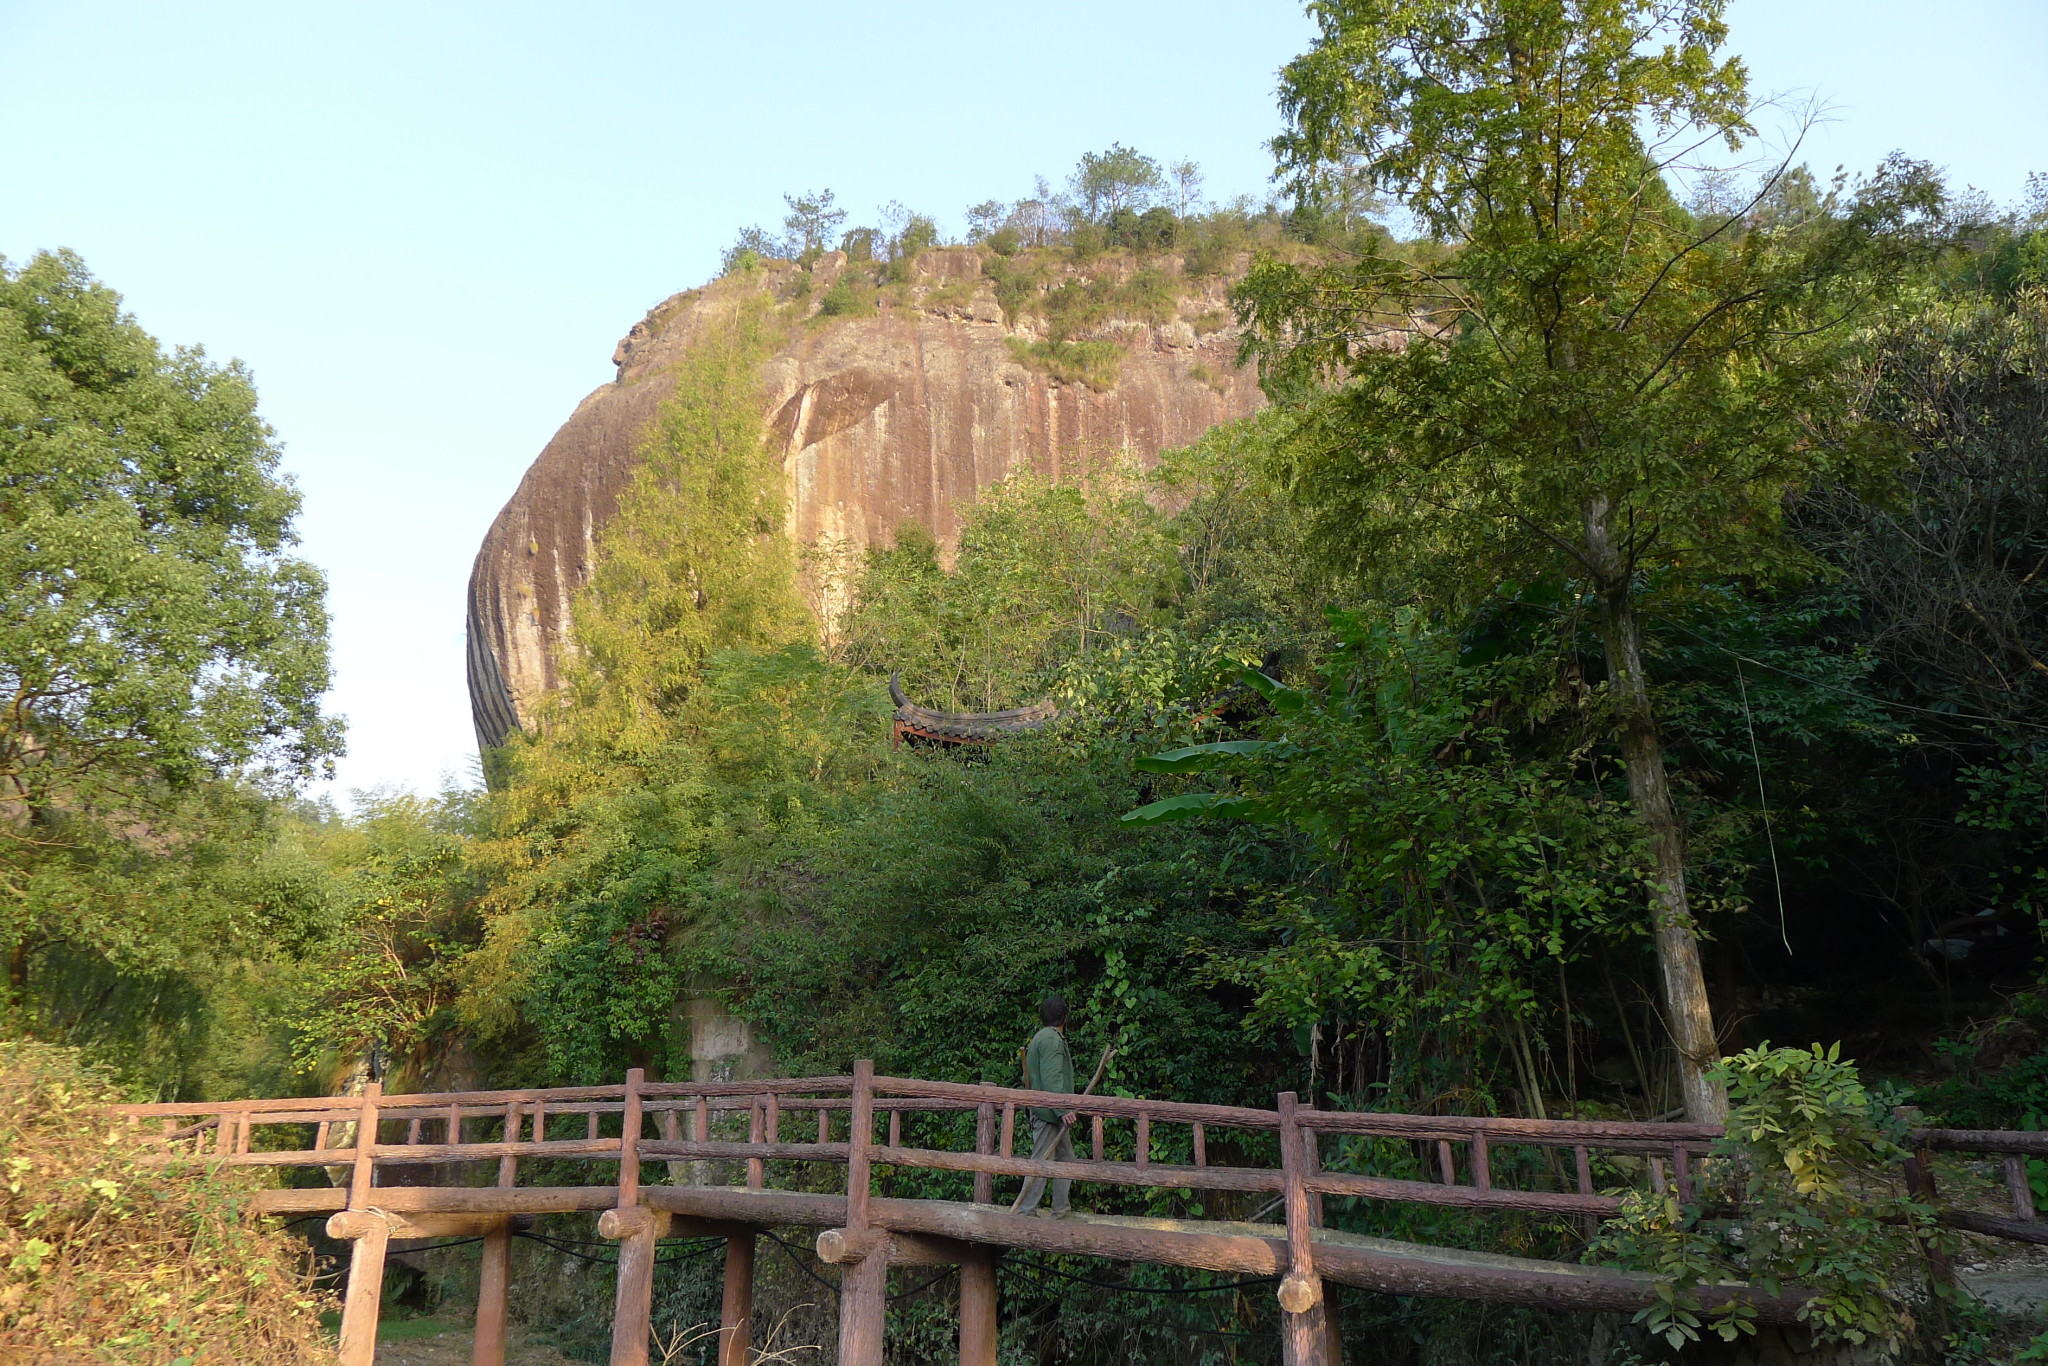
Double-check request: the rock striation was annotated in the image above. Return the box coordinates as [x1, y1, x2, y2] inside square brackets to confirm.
[467, 245, 1267, 752]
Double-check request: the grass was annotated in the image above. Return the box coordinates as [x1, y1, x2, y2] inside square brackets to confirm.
[1004, 337, 1125, 391]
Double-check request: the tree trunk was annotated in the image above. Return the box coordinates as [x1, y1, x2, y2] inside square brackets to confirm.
[1588, 509, 1728, 1123]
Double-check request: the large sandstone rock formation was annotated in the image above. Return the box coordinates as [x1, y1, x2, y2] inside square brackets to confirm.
[467, 245, 1266, 751]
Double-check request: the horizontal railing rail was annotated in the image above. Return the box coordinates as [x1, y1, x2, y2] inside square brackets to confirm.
[107, 1070, 2048, 1236]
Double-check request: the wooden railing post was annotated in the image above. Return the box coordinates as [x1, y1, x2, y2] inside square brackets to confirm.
[499, 1101, 520, 1189]
[973, 1102, 995, 1205]
[620, 1067, 645, 1206]
[349, 1082, 382, 1210]
[839, 1060, 885, 1366]
[1276, 1092, 1330, 1366]
[748, 1100, 766, 1189]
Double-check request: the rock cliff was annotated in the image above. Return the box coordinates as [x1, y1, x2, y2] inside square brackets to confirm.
[467, 245, 1267, 751]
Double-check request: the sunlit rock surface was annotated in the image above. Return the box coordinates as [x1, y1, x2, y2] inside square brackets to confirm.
[467, 245, 1264, 751]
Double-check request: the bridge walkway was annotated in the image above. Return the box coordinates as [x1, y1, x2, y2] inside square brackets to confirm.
[112, 1062, 2047, 1366]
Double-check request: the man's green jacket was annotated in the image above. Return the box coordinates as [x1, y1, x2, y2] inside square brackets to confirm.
[1025, 1025, 1073, 1124]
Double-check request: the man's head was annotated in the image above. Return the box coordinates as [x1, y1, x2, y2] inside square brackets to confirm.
[1039, 994, 1068, 1028]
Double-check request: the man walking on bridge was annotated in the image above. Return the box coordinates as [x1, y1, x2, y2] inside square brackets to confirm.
[1014, 994, 1077, 1217]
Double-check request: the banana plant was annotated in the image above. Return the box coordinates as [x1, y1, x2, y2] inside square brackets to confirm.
[1119, 669, 1299, 826]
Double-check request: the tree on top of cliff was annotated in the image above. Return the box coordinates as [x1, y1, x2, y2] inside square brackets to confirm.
[1240, 0, 1947, 1121]
[1071, 144, 1165, 221]
[782, 189, 848, 261]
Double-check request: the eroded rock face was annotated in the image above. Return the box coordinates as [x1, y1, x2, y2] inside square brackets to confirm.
[467, 245, 1266, 751]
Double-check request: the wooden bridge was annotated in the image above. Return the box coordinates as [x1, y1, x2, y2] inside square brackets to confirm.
[113, 1064, 2048, 1366]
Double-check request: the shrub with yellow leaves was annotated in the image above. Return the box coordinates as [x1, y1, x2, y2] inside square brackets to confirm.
[0, 1041, 335, 1363]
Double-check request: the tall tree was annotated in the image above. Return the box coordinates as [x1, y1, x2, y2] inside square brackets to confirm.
[1241, 0, 1943, 1119]
[0, 250, 340, 1024]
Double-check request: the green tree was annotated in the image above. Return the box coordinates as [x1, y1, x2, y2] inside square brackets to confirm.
[1241, 0, 1944, 1119]
[781, 189, 847, 260]
[0, 251, 340, 1019]
[1070, 144, 1164, 221]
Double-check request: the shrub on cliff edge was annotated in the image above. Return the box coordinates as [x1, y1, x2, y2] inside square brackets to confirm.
[0, 1041, 335, 1364]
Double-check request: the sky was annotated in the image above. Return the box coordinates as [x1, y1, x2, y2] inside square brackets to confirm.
[1, 0, 2042, 803]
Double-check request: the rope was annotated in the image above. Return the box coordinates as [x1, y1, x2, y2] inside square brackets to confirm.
[1002, 1256, 1277, 1296]
[761, 1229, 845, 1296]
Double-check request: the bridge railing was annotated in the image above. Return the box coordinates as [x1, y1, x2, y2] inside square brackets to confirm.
[110, 1070, 2048, 1232]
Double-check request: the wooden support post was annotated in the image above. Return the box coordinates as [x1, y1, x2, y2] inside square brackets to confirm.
[1436, 1139, 1455, 1186]
[601, 1069, 653, 1366]
[328, 1209, 393, 1366]
[719, 1230, 755, 1366]
[889, 1108, 902, 1149]
[1193, 1122, 1207, 1168]
[474, 1216, 512, 1366]
[1276, 1093, 1330, 1366]
[1092, 1113, 1104, 1162]
[998, 1102, 1014, 1161]
[959, 1249, 998, 1366]
[839, 1060, 884, 1366]
[1672, 1145, 1692, 1205]
[600, 1206, 664, 1366]
[837, 1242, 888, 1366]
[818, 1106, 831, 1144]
[973, 1103, 995, 1205]
[1573, 1145, 1593, 1196]
[1136, 1114, 1150, 1166]
[2010, 1156, 2038, 1221]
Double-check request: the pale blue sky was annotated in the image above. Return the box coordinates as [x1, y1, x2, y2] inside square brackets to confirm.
[1, 0, 2042, 800]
